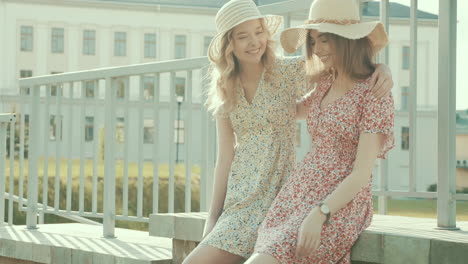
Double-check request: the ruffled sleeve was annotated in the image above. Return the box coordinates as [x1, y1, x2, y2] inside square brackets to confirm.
[213, 104, 230, 119]
[280, 56, 309, 100]
[358, 91, 395, 159]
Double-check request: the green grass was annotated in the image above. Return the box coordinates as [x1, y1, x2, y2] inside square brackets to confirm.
[4, 157, 201, 231]
[373, 197, 468, 221]
[3, 158, 468, 232]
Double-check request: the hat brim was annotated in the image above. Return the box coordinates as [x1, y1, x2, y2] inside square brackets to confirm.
[207, 15, 283, 61]
[280, 21, 388, 55]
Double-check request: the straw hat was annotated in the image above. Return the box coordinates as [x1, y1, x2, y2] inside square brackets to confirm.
[280, 0, 388, 54]
[207, 0, 283, 61]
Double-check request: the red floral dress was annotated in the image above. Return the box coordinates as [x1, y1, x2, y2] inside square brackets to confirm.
[254, 74, 395, 264]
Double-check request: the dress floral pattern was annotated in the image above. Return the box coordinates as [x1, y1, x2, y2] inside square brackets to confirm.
[254, 74, 395, 264]
[201, 57, 309, 258]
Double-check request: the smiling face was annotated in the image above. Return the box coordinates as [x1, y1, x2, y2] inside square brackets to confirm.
[231, 19, 268, 66]
[308, 30, 336, 69]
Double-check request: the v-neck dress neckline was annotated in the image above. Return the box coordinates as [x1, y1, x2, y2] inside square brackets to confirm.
[239, 70, 265, 106]
[318, 76, 361, 112]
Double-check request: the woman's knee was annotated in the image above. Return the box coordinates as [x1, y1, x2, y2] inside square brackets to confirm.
[244, 253, 280, 264]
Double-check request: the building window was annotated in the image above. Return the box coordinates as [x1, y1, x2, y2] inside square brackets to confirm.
[116, 78, 127, 99]
[401, 126, 409, 150]
[85, 81, 96, 98]
[85, 116, 94, 142]
[20, 70, 33, 95]
[144, 119, 154, 144]
[51, 28, 64, 53]
[144, 33, 156, 58]
[174, 120, 184, 144]
[401, 86, 409, 111]
[143, 76, 155, 100]
[175, 77, 185, 99]
[203, 36, 213, 56]
[20, 26, 33, 52]
[114, 32, 127, 56]
[50, 72, 62, 96]
[50, 115, 63, 141]
[83, 30, 96, 55]
[295, 123, 301, 147]
[174, 35, 186, 59]
[402, 46, 410, 70]
[116, 117, 125, 143]
[20, 70, 32, 78]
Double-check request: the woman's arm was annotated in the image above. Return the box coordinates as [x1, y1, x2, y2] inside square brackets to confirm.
[295, 77, 318, 120]
[204, 117, 235, 236]
[323, 133, 384, 214]
[296, 133, 385, 257]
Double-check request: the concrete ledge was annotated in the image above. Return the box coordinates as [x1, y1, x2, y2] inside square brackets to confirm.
[149, 212, 207, 242]
[0, 223, 173, 264]
[149, 213, 468, 264]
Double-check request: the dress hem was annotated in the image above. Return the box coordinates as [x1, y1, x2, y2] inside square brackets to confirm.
[200, 240, 250, 259]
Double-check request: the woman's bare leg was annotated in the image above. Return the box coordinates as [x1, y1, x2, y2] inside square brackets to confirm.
[182, 243, 245, 264]
[244, 253, 281, 264]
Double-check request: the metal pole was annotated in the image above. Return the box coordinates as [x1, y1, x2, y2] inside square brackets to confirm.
[26, 86, 40, 229]
[409, 0, 418, 193]
[103, 77, 116, 237]
[378, 0, 390, 215]
[437, 0, 457, 229]
[0, 119, 7, 225]
[176, 101, 181, 163]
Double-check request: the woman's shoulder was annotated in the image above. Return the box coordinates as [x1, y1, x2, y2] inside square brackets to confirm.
[355, 76, 374, 93]
[275, 55, 306, 68]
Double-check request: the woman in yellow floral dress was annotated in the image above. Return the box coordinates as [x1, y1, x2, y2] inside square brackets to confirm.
[182, 1, 393, 264]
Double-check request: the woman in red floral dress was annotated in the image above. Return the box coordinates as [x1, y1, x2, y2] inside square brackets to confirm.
[245, 0, 395, 263]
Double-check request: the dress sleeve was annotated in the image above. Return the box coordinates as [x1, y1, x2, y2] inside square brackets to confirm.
[214, 104, 230, 119]
[282, 56, 309, 100]
[358, 91, 395, 159]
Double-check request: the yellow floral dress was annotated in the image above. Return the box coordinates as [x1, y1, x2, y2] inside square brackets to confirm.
[201, 57, 308, 258]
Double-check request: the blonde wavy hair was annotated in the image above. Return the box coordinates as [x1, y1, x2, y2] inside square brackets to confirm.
[206, 18, 277, 117]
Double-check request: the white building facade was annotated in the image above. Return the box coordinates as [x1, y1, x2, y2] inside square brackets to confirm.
[0, 0, 452, 191]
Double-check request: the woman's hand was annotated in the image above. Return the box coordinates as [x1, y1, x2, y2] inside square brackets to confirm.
[202, 217, 218, 238]
[295, 208, 326, 258]
[370, 64, 394, 99]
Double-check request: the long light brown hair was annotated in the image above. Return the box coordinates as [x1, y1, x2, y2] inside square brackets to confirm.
[305, 31, 376, 81]
[206, 19, 276, 116]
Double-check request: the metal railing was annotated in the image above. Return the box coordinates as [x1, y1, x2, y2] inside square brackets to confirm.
[3, 0, 465, 239]
[10, 0, 313, 238]
[17, 57, 217, 237]
[0, 113, 15, 225]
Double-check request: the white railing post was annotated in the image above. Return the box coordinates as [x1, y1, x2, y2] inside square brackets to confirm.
[26, 86, 40, 229]
[185, 71, 193, 213]
[103, 77, 117, 237]
[0, 114, 15, 226]
[169, 72, 176, 213]
[8, 114, 16, 225]
[437, 0, 457, 229]
[409, 0, 418, 194]
[378, 0, 390, 215]
[0, 117, 7, 225]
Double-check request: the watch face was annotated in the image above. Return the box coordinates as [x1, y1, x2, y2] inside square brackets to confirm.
[321, 204, 330, 214]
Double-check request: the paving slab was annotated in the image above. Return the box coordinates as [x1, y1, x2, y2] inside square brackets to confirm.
[0, 223, 172, 264]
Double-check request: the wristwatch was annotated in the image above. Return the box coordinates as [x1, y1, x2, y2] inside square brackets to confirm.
[318, 202, 331, 224]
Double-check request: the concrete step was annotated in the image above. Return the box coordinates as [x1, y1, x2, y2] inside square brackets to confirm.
[0, 223, 172, 264]
[149, 213, 468, 264]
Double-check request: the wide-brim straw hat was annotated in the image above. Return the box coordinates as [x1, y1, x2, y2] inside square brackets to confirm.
[207, 0, 283, 61]
[281, 0, 388, 54]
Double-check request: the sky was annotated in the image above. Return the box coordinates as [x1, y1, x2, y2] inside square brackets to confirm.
[391, 0, 467, 110]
